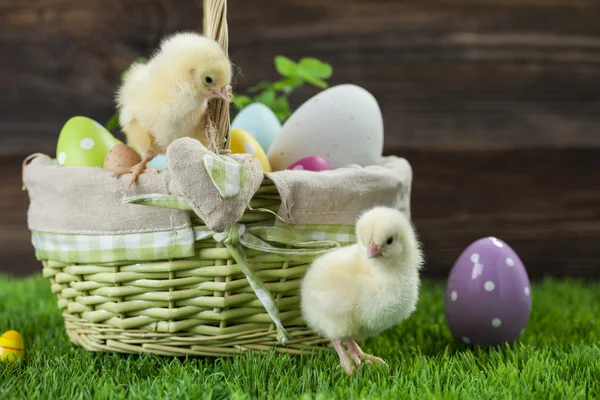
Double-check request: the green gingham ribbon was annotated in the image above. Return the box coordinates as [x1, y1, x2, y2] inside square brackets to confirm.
[122, 194, 357, 245]
[214, 224, 289, 343]
[121, 194, 192, 210]
[203, 154, 249, 198]
[31, 228, 195, 263]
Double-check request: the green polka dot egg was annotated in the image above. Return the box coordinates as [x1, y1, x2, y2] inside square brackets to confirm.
[56, 116, 121, 167]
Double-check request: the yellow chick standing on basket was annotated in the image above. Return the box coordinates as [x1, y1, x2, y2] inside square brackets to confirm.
[301, 207, 423, 376]
[116, 32, 233, 187]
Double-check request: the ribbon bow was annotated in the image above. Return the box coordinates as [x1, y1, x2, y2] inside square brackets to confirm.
[214, 224, 288, 344]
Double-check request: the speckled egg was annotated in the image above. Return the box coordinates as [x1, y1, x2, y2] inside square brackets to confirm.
[103, 143, 142, 172]
[230, 128, 272, 172]
[56, 116, 121, 167]
[0, 330, 24, 364]
[267, 84, 383, 171]
[231, 103, 281, 153]
[287, 156, 330, 171]
[445, 237, 532, 346]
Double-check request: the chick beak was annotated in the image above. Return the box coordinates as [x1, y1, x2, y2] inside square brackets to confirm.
[212, 86, 232, 102]
[367, 242, 383, 259]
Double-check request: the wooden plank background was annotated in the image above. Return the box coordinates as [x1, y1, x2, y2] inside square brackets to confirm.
[1, 0, 599, 278]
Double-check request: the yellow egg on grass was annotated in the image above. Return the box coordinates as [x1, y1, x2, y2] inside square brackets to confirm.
[229, 128, 272, 172]
[0, 330, 24, 364]
[56, 116, 121, 167]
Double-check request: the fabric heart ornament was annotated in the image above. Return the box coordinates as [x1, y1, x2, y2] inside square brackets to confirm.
[167, 138, 264, 232]
[203, 154, 249, 198]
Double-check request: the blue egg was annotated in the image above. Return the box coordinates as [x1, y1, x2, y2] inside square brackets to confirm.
[147, 154, 168, 170]
[125, 138, 167, 170]
[231, 103, 281, 153]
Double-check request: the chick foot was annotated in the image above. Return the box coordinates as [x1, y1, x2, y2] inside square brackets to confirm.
[126, 163, 149, 188]
[332, 340, 356, 376]
[112, 165, 158, 188]
[347, 340, 388, 370]
[112, 149, 158, 188]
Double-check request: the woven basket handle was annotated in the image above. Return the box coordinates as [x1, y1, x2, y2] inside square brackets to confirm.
[203, 0, 231, 152]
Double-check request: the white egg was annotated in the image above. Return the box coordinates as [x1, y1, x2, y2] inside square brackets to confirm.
[267, 84, 384, 170]
[231, 103, 281, 153]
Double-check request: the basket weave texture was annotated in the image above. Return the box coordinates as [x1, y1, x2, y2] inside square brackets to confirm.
[25, 0, 411, 358]
[43, 184, 334, 356]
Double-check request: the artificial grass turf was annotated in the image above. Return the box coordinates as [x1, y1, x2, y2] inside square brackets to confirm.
[0, 274, 598, 400]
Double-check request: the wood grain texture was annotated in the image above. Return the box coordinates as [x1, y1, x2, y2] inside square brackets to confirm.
[406, 147, 600, 280]
[1, 0, 600, 154]
[0, 154, 39, 276]
[3, 147, 599, 278]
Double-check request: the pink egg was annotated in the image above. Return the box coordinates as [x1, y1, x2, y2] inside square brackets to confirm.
[287, 156, 330, 172]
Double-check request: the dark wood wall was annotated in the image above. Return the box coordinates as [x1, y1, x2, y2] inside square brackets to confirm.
[1, 0, 599, 278]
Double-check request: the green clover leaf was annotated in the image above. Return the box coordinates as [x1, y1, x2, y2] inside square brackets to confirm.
[248, 81, 272, 93]
[298, 58, 333, 79]
[301, 75, 329, 89]
[271, 96, 292, 123]
[274, 56, 299, 77]
[272, 77, 304, 93]
[105, 112, 120, 132]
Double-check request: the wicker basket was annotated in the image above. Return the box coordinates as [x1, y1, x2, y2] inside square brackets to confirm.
[23, 0, 412, 358]
[40, 192, 336, 357]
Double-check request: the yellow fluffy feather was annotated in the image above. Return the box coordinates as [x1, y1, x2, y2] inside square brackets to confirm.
[301, 207, 424, 375]
[115, 32, 232, 187]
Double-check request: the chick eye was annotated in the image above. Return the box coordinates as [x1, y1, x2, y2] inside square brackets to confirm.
[386, 237, 394, 245]
[204, 76, 214, 85]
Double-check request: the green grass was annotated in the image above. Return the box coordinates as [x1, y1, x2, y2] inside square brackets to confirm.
[1, 274, 598, 400]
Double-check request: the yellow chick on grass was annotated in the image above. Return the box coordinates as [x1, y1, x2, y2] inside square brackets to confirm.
[301, 207, 424, 376]
[116, 32, 233, 187]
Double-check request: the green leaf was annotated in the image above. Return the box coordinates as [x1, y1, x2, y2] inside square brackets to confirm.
[301, 74, 329, 89]
[274, 56, 299, 77]
[298, 58, 333, 79]
[272, 77, 304, 93]
[273, 95, 290, 109]
[271, 96, 292, 123]
[272, 96, 290, 113]
[105, 112, 120, 132]
[233, 94, 253, 110]
[248, 81, 272, 93]
[255, 90, 276, 108]
[275, 111, 290, 123]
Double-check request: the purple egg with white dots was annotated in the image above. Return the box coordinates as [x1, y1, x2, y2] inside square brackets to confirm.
[445, 237, 532, 346]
